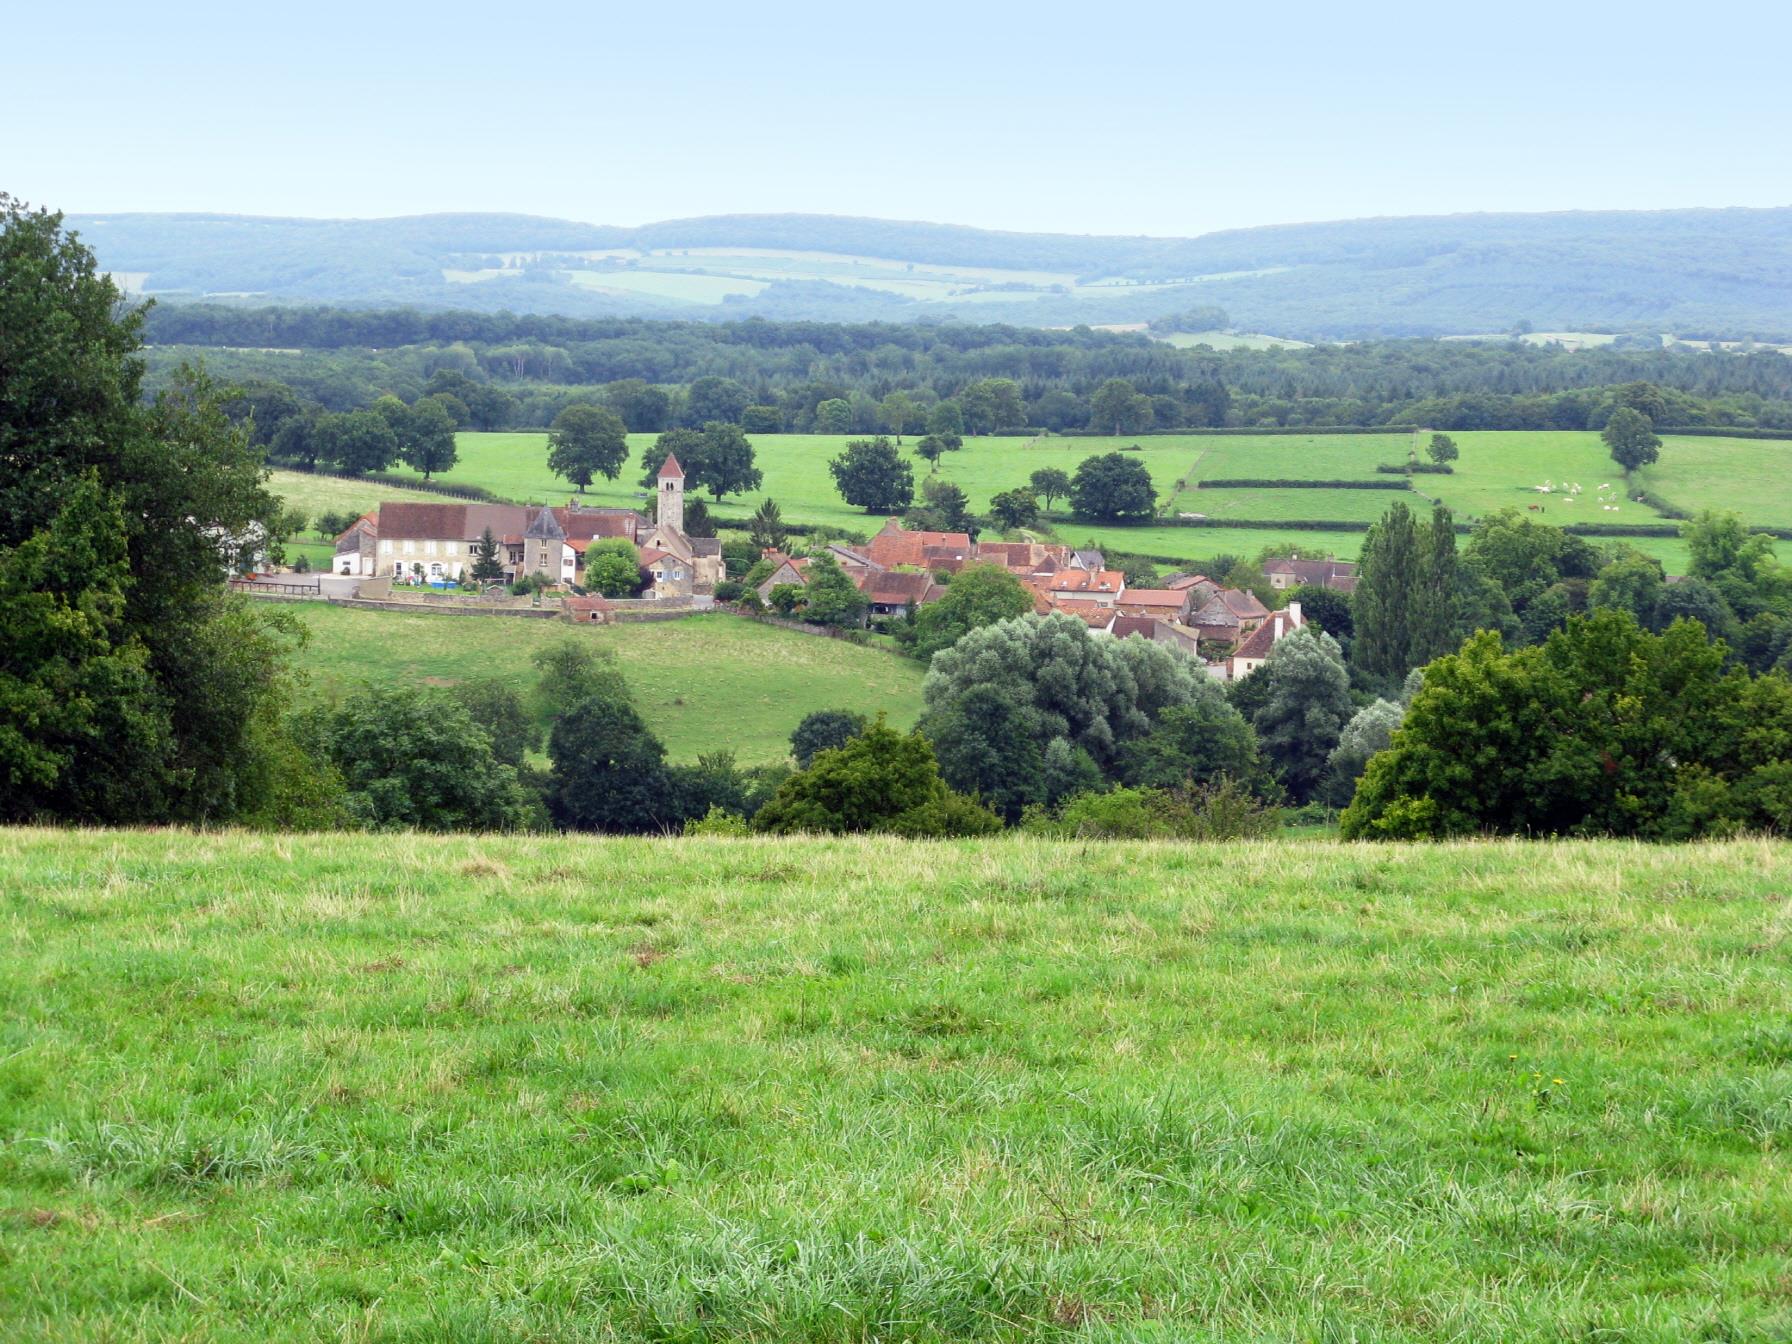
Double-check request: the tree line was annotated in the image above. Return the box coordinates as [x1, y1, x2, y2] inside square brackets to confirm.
[144, 304, 1792, 432]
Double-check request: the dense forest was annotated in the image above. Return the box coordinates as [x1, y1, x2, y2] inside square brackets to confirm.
[74, 207, 1792, 337]
[145, 305, 1792, 433]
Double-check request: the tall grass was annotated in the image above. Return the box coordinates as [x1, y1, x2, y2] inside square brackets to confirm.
[2, 829, 1790, 1341]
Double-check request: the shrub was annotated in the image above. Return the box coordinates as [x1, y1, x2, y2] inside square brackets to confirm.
[684, 805, 751, 837]
[1032, 778, 1278, 840]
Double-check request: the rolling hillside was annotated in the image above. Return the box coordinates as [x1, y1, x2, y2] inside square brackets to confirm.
[66, 206, 1792, 338]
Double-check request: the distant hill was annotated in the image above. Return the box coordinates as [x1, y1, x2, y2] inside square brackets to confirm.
[65, 206, 1792, 339]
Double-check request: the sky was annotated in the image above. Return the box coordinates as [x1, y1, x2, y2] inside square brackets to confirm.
[9, 0, 1791, 239]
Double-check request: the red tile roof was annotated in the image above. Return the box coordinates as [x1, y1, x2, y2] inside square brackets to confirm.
[866, 520, 973, 569]
[657, 453, 684, 480]
[1232, 607, 1304, 662]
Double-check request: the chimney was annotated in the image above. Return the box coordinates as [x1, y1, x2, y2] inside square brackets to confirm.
[1288, 600, 1302, 626]
[1273, 614, 1285, 640]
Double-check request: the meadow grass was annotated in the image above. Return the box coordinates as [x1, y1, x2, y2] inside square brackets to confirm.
[2, 829, 1790, 1341]
[287, 606, 925, 764]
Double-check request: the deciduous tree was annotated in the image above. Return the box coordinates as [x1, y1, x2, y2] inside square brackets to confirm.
[829, 436, 915, 513]
[548, 404, 629, 492]
[1069, 452, 1156, 521]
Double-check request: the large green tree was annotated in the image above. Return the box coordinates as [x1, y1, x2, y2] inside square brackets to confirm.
[548, 404, 630, 492]
[300, 687, 535, 831]
[1602, 406, 1661, 471]
[800, 553, 869, 628]
[1028, 467, 1073, 512]
[0, 198, 306, 823]
[1250, 627, 1353, 802]
[1341, 610, 1792, 839]
[1351, 501, 1460, 687]
[1070, 452, 1157, 521]
[376, 395, 458, 480]
[547, 696, 675, 833]
[909, 563, 1034, 660]
[1089, 378, 1153, 435]
[754, 717, 1000, 836]
[313, 410, 398, 476]
[1116, 694, 1262, 793]
[922, 612, 1209, 774]
[829, 436, 915, 513]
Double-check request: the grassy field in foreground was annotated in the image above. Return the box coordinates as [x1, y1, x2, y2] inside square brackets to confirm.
[3, 831, 1790, 1342]
[289, 605, 925, 764]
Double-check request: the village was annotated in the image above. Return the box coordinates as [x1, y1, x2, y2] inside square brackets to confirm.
[322, 451, 1354, 681]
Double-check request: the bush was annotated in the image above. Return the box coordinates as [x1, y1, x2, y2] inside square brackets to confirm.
[683, 804, 751, 837]
[1030, 778, 1279, 840]
[1375, 463, 1453, 474]
[713, 579, 744, 602]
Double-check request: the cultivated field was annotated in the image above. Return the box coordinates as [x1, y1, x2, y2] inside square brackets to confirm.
[4, 830, 1790, 1341]
[289, 606, 925, 764]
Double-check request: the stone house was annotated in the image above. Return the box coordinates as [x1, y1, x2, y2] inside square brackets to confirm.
[1226, 602, 1305, 679]
[1264, 556, 1358, 593]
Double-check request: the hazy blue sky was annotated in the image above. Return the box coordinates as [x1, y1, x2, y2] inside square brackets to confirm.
[9, 0, 1789, 237]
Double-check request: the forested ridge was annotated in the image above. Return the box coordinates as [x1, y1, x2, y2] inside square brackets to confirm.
[145, 304, 1792, 432]
[73, 206, 1792, 336]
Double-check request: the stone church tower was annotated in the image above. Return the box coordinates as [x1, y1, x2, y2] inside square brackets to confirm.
[656, 453, 685, 533]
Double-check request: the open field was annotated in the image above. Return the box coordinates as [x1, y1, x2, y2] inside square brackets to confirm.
[267, 468, 464, 521]
[358, 431, 1738, 571]
[1638, 436, 1792, 525]
[288, 606, 924, 764]
[5, 830, 1791, 1341]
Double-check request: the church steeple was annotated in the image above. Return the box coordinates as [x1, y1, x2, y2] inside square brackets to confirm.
[656, 453, 685, 534]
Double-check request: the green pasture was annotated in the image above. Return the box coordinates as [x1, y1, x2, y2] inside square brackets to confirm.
[326, 429, 1769, 576]
[287, 605, 924, 766]
[5, 830, 1791, 1341]
[1639, 435, 1792, 526]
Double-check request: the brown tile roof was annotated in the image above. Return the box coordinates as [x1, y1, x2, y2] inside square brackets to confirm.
[658, 453, 684, 480]
[554, 507, 641, 541]
[1050, 600, 1115, 629]
[377, 502, 466, 540]
[564, 594, 612, 613]
[859, 570, 940, 606]
[1164, 572, 1210, 591]
[1232, 607, 1304, 662]
[1110, 615, 1161, 639]
[1115, 589, 1189, 610]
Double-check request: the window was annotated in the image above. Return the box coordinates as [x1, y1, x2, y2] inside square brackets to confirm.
[379, 540, 392, 554]
[402, 540, 415, 555]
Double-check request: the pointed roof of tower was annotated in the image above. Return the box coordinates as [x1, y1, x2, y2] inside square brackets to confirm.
[658, 453, 685, 481]
[524, 507, 566, 541]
